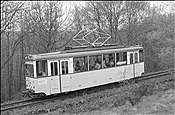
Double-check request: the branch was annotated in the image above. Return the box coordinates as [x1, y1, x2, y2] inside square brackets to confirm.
[1, 30, 33, 69]
[1, 2, 24, 34]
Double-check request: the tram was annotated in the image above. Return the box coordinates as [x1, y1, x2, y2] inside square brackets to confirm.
[22, 45, 144, 98]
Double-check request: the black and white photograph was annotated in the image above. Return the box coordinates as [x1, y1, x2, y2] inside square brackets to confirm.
[1, 1, 175, 114]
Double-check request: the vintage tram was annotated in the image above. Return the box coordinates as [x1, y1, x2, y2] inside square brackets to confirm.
[22, 45, 144, 98]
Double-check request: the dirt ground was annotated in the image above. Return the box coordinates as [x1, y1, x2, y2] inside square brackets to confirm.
[76, 89, 175, 115]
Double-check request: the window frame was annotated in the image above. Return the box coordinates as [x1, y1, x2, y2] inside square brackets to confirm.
[61, 61, 69, 75]
[60, 59, 70, 75]
[25, 62, 34, 78]
[139, 50, 144, 62]
[50, 62, 58, 76]
[130, 53, 134, 64]
[103, 53, 115, 68]
[73, 56, 88, 73]
[116, 52, 127, 66]
[36, 60, 48, 77]
[134, 52, 138, 63]
[89, 54, 102, 71]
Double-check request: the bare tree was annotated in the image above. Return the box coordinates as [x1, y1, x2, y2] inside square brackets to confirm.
[71, 4, 84, 32]
[24, 1, 73, 53]
[1, 1, 24, 34]
[1, 1, 26, 101]
[101, 1, 126, 44]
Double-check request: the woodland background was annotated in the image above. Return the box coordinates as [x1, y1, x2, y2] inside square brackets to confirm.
[1, 1, 175, 103]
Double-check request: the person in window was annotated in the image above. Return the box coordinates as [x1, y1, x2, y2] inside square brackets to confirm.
[75, 61, 81, 72]
[89, 60, 95, 70]
[38, 71, 47, 76]
[103, 58, 107, 68]
[94, 59, 101, 69]
[80, 62, 87, 72]
[109, 58, 115, 67]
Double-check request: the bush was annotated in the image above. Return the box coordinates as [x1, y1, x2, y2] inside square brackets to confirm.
[128, 93, 142, 106]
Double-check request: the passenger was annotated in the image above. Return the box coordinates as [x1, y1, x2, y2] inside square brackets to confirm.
[80, 62, 87, 72]
[75, 61, 81, 72]
[103, 58, 107, 68]
[109, 58, 115, 67]
[39, 71, 47, 76]
[94, 60, 101, 69]
[89, 60, 95, 70]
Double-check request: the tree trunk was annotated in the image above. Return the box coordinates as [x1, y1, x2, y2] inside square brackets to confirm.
[7, 31, 12, 100]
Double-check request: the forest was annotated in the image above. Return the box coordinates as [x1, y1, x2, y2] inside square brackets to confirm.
[1, 1, 175, 103]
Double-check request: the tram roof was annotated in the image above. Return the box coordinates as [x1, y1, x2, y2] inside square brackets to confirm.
[26, 45, 143, 61]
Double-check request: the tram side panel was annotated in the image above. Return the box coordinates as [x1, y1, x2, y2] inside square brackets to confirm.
[70, 64, 134, 92]
[116, 64, 134, 80]
[26, 77, 51, 95]
[61, 74, 71, 92]
[32, 76, 61, 95]
[26, 77, 37, 92]
[49, 76, 60, 94]
[34, 77, 51, 95]
[70, 71, 104, 91]
[134, 62, 144, 77]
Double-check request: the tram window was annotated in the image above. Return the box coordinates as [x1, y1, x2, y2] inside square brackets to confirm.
[73, 56, 88, 73]
[123, 52, 127, 61]
[89, 55, 102, 70]
[103, 53, 115, 68]
[25, 64, 34, 77]
[116, 52, 127, 66]
[61, 61, 68, 75]
[139, 50, 144, 62]
[50, 62, 58, 76]
[36, 60, 48, 77]
[130, 53, 133, 64]
[135, 53, 138, 63]
[116, 53, 119, 63]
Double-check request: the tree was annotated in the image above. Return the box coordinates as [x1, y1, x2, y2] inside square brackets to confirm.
[124, 1, 150, 46]
[1, 1, 25, 101]
[101, 1, 126, 44]
[23, 1, 73, 53]
[1, 1, 24, 34]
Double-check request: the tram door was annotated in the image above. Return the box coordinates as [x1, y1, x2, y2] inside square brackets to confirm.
[128, 52, 134, 78]
[134, 51, 142, 77]
[129, 51, 139, 78]
[49, 60, 61, 94]
[60, 59, 72, 92]
[133, 51, 138, 77]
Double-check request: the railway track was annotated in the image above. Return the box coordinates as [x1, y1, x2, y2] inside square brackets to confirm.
[1, 68, 174, 112]
[1, 94, 65, 112]
[134, 68, 174, 82]
[1, 99, 41, 112]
